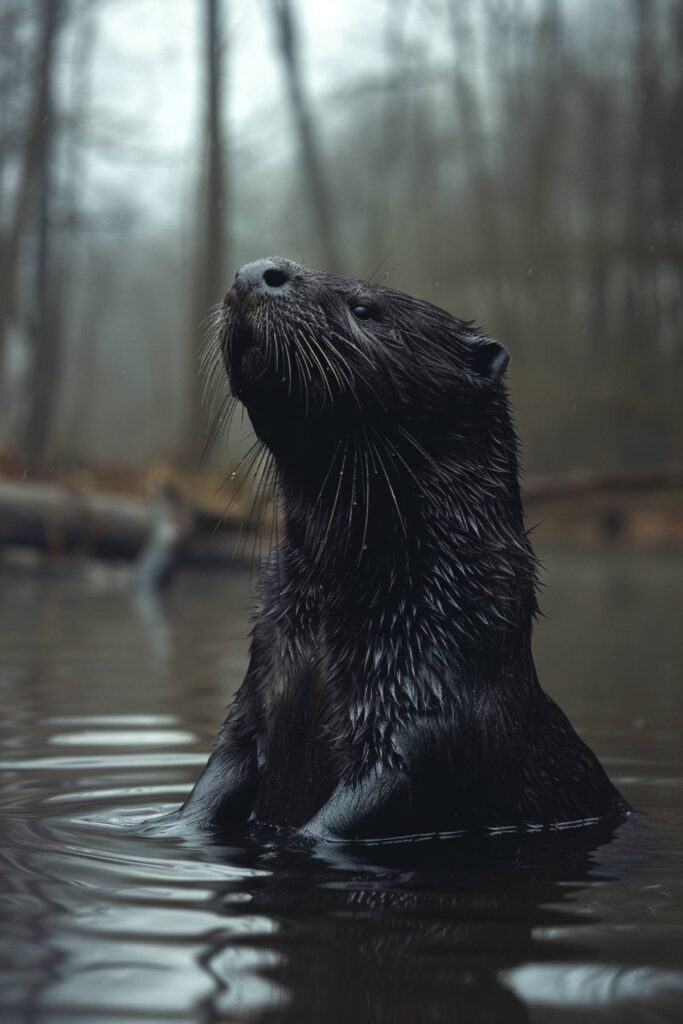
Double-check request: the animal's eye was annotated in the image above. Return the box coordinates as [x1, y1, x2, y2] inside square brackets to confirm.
[351, 303, 379, 321]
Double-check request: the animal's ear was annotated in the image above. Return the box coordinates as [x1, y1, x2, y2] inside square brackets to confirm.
[471, 338, 509, 383]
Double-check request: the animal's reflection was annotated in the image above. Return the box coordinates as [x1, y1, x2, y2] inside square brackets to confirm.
[176, 822, 625, 1023]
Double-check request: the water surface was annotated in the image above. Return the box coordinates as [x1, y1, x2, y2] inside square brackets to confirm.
[1, 549, 682, 1023]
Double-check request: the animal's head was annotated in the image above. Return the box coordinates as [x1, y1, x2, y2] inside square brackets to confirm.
[214, 258, 509, 456]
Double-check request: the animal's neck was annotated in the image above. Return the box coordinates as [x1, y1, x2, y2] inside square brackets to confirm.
[278, 442, 538, 687]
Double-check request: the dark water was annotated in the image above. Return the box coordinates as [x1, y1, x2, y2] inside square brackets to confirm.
[1, 549, 682, 1023]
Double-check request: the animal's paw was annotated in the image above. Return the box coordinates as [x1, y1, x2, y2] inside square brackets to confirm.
[294, 820, 340, 844]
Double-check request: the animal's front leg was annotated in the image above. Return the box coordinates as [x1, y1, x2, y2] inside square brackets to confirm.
[142, 684, 257, 837]
[297, 764, 413, 843]
[177, 733, 256, 833]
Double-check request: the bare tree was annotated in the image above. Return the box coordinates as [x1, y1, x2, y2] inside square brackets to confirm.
[0, 3, 28, 356]
[21, 0, 66, 470]
[188, 0, 228, 459]
[271, 0, 342, 270]
[447, 3, 492, 251]
[0, 1, 61, 408]
[60, 2, 101, 450]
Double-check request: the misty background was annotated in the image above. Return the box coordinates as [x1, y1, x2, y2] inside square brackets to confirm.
[0, 0, 681, 481]
[1, 8, 683, 1021]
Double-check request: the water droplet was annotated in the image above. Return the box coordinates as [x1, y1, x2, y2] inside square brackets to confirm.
[362, 545, 368, 550]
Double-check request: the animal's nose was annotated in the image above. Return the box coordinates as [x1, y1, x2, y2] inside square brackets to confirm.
[233, 258, 291, 296]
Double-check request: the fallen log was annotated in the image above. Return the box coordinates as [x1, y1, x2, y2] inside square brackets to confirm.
[524, 465, 683, 502]
[0, 478, 252, 567]
[0, 466, 681, 567]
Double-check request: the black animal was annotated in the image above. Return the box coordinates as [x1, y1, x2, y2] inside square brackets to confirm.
[168, 257, 628, 841]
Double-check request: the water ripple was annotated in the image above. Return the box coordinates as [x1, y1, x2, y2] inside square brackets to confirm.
[1, 561, 681, 1023]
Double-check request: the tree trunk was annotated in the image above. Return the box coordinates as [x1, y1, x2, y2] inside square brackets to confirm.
[0, 477, 246, 564]
[271, 0, 342, 271]
[0, 2, 60, 406]
[188, 0, 228, 462]
[23, 0, 64, 471]
[448, 3, 494, 256]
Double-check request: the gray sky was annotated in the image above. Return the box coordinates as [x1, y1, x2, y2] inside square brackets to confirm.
[77, 0, 392, 225]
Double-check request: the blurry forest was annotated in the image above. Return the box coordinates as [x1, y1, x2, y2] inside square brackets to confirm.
[0, 0, 681, 486]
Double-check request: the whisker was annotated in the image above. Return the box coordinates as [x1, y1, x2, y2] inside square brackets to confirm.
[346, 434, 358, 552]
[316, 438, 347, 563]
[366, 249, 393, 284]
[358, 435, 371, 563]
[367, 429, 406, 537]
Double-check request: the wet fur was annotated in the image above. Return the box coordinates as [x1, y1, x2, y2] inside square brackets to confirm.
[169, 258, 628, 842]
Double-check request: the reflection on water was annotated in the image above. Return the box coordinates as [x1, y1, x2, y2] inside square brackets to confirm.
[0, 550, 682, 1023]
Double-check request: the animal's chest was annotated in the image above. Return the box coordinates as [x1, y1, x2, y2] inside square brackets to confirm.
[253, 662, 341, 826]
[252, 599, 344, 827]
